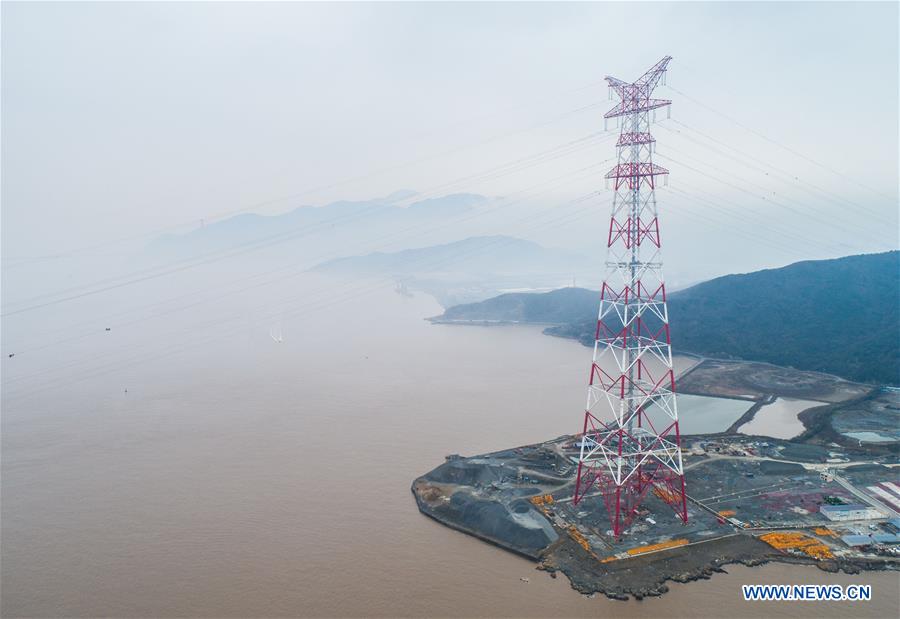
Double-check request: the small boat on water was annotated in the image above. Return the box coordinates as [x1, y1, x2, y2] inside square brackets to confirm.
[269, 324, 284, 343]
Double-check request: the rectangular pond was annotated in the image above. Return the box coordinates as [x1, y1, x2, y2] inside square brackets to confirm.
[646, 394, 755, 435]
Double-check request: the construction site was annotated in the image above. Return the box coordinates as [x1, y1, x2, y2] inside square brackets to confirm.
[412, 430, 900, 599]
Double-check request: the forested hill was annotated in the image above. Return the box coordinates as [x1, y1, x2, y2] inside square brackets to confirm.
[435, 251, 899, 385]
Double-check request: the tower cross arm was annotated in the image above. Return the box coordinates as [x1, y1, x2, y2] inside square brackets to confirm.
[605, 75, 631, 97]
[603, 56, 673, 119]
[635, 56, 673, 91]
[604, 98, 671, 119]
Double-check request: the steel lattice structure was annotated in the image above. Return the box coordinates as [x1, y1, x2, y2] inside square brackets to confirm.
[572, 56, 688, 537]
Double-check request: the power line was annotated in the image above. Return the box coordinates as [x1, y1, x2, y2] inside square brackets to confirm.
[655, 150, 896, 247]
[659, 119, 895, 224]
[2, 88, 612, 268]
[2, 192, 609, 397]
[2, 133, 615, 317]
[663, 83, 897, 203]
[2, 160, 611, 364]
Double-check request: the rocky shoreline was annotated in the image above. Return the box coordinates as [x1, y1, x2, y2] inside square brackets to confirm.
[412, 425, 900, 602]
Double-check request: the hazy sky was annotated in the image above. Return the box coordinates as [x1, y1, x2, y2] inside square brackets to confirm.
[3, 1, 898, 272]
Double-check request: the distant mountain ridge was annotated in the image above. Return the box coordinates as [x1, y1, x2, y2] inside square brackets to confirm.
[440, 286, 598, 323]
[436, 251, 900, 385]
[148, 192, 492, 263]
[311, 235, 589, 307]
[312, 235, 585, 277]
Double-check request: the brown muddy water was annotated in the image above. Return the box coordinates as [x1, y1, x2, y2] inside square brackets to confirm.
[2, 276, 897, 617]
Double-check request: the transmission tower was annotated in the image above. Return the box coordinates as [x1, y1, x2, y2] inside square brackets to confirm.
[572, 56, 688, 537]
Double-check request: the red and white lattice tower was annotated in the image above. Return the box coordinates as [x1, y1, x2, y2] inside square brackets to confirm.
[572, 56, 688, 537]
